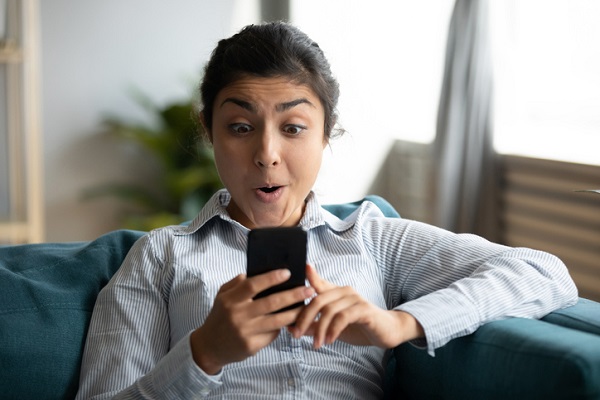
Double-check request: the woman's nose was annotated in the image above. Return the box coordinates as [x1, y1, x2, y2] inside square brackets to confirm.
[254, 130, 281, 168]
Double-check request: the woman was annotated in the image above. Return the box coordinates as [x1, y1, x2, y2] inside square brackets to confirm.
[77, 22, 577, 399]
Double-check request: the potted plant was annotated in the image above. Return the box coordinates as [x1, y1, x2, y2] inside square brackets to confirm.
[83, 93, 222, 231]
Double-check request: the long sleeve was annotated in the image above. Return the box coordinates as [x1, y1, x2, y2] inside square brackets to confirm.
[361, 211, 578, 356]
[76, 234, 222, 399]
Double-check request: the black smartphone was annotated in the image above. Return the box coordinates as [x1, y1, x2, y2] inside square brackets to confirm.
[247, 226, 307, 312]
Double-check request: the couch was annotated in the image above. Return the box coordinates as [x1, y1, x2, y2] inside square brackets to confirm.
[1, 196, 599, 399]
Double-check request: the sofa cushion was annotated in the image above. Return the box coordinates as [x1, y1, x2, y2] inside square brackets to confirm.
[0, 229, 144, 400]
[542, 298, 600, 336]
[394, 317, 600, 399]
[323, 194, 400, 219]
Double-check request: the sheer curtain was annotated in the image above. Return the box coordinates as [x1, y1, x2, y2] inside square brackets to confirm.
[433, 0, 497, 240]
[261, 0, 289, 21]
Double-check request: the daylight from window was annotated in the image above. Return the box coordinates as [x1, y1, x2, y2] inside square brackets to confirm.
[490, 0, 600, 166]
[291, 1, 453, 144]
[293, 0, 599, 167]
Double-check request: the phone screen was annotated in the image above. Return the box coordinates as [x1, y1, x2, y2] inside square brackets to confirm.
[247, 227, 307, 312]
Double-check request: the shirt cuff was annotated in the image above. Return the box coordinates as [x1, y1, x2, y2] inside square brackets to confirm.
[395, 288, 481, 357]
[150, 331, 223, 398]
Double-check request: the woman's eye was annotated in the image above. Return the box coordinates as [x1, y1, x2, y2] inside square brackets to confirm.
[229, 123, 253, 135]
[283, 125, 305, 135]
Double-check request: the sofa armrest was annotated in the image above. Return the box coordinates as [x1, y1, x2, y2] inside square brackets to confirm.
[392, 314, 600, 399]
[542, 298, 600, 336]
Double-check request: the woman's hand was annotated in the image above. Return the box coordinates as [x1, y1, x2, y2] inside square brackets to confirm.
[290, 265, 424, 350]
[190, 269, 315, 375]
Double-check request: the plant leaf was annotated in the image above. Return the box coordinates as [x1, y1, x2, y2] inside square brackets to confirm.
[86, 88, 221, 230]
[166, 166, 222, 198]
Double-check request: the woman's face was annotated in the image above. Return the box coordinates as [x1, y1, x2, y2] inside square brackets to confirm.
[209, 76, 327, 229]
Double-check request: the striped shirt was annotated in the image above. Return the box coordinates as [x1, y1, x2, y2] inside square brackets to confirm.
[76, 189, 577, 399]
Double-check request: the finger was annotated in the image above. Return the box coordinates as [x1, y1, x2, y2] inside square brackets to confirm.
[218, 273, 246, 293]
[254, 305, 306, 332]
[323, 302, 372, 346]
[292, 285, 350, 338]
[252, 285, 315, 316]
[288, 321, 316, 337]
[313, 295, 362, 349]
[233, 269, 292, 301]
[292, 266, 344, 336]
[306, 264, 336, 293]
[237, 306, 307, 356]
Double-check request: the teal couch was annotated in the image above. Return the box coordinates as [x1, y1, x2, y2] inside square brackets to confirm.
[1, 196, 600, 399]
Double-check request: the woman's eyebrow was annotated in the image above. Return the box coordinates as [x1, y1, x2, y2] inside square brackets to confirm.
[220, 97, 314, 113]
[276, 98, 315, 112]
[220, 98, 256, 112]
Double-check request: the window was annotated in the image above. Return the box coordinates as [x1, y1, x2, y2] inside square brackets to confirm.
[490, 0, 600, 166]
[290, 1, 453, 201]
[291, 1, 453, 144]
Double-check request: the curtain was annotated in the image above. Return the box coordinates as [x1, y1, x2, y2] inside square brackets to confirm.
[261, 0, 290, 21]
[433, 0, 497, 240]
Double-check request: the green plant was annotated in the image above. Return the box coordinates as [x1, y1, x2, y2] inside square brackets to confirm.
[83, 93, 222, 231]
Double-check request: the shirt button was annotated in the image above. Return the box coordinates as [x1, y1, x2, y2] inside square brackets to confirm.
[287, 378, 295, 387]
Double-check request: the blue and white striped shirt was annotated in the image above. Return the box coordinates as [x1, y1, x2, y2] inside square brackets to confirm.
[77, 189, 577, 399]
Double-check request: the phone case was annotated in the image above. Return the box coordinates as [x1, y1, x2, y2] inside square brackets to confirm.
[247, 227, 307, 312]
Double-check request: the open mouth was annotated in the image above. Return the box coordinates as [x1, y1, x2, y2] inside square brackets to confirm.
[259, 186, 281, 193]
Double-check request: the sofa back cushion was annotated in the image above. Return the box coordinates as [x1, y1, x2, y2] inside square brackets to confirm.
[0, 229, 144, 399]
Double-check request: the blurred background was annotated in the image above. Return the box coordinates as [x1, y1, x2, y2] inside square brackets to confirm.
[1, 0, 599, 299]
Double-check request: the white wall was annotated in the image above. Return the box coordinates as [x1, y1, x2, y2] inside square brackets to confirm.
[40, 0, 259, 241]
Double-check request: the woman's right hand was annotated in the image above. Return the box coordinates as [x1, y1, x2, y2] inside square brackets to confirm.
[190, 269, 314, 375]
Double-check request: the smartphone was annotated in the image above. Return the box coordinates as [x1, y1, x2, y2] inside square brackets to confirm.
[247, 227, 307, 312]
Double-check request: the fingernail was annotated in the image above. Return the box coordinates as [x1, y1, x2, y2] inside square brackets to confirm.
[280, 269, 291, 279]
[304, 287, 315, 298]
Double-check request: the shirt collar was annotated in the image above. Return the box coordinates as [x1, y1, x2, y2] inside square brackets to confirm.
[301, 192, 356, 232]
[173, 188, 355, 236]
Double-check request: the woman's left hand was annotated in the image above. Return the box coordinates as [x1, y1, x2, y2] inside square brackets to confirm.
[290, 265, 424, 349]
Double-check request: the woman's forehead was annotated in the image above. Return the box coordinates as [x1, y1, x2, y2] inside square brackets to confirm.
[220, 76, 316, 95]
[216, 76, 323, 110]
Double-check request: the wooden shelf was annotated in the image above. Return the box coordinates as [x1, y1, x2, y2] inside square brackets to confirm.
[0, 46, 23, 63]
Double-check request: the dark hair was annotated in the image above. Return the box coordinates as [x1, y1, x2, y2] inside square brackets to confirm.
[199, 22, 342, 139]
